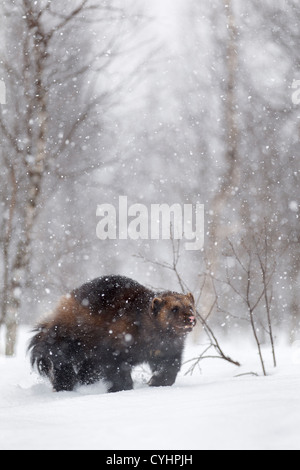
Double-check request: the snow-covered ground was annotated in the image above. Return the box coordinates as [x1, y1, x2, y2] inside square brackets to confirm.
[1, 328, 300, 450]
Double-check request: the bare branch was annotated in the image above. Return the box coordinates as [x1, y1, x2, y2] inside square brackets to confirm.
[46, 0, 90, 42]
[0, 115, 21, 154]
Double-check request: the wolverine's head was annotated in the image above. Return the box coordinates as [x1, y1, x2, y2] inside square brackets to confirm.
[151, 292, 197, 335]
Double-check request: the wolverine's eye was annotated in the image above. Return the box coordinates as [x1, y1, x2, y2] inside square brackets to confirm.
[172, 307, 179, 314]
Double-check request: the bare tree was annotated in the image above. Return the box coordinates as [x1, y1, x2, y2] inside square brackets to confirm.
[178, 0, 299, 341]
[0, 0, 152, 355]
[213, 226, 283, 376]
[179, 0, 242, 320]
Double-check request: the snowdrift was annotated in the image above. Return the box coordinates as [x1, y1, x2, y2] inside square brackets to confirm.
[0, 328, 300, 450]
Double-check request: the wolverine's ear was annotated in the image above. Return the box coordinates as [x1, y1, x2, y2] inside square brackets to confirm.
[152, 298, 163, 315]
[187, 293, 195, 305]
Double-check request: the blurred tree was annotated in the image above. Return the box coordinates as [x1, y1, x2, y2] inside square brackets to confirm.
[143, 0, 300, 337]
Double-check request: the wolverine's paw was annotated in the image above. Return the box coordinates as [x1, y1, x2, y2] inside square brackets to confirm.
[148, 374, 175, 387]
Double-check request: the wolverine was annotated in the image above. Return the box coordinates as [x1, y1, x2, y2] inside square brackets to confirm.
[29, 275, 197, 393]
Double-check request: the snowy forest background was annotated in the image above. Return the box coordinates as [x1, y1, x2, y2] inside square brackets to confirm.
[0, 0, 299, 357]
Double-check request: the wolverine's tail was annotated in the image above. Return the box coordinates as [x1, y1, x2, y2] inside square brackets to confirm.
[28, 324, 53, 378]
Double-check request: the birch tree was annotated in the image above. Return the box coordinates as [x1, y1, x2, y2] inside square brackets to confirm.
[195, 0, 241, 318]
[0, 0, 148, 355]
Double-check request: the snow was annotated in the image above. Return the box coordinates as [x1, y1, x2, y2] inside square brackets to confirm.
[1, 329, 300, 450]
[289, 201, 298, 213]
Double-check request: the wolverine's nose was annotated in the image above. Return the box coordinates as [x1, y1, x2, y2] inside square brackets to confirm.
[188, 315, 196, 325]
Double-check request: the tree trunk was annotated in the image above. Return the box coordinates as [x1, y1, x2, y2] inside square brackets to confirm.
[1, 164, 17, 355]
[5, 308, 18, 357]
[3, 13, 48, 356]
[290, 254, 300, 342]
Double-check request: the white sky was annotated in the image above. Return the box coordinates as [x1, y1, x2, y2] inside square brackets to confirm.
[150, 0, 181, 16]
[145, 0, 183, 38]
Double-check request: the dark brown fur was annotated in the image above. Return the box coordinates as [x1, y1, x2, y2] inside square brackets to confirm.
[29, 275, 196, 392]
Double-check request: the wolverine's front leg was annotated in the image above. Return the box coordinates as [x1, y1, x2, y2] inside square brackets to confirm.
[149, 355, 182, 387]
[102, 361, 134, 393]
